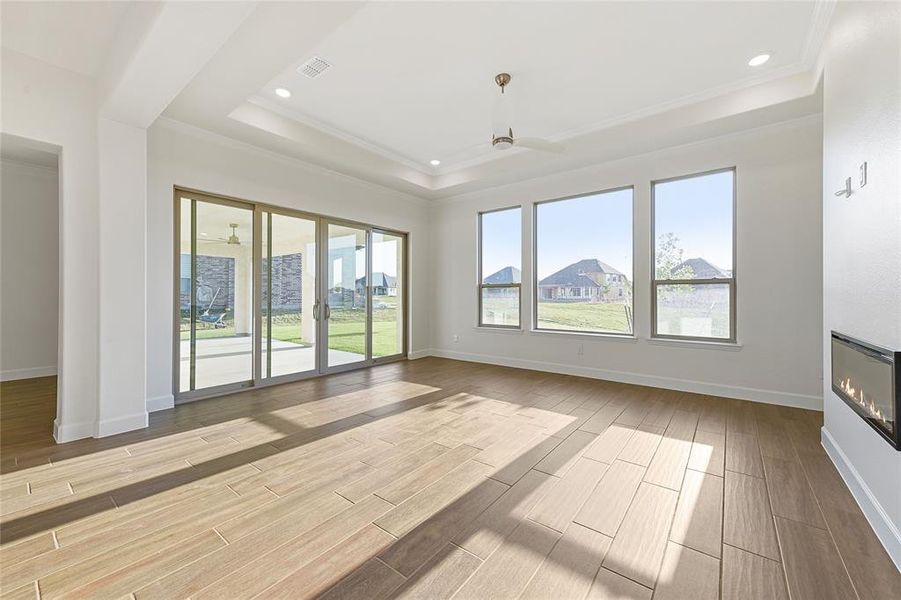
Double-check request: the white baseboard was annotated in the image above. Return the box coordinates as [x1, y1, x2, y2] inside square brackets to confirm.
[96, 411, 149, 438]
[52, 410, 151, 443]
[1, 365, 57, 382]
[821, 427, 901, 570]
[147, 394, 175, 413]
[427, 348, 822, 410]
[53, 418, 94, 444]
[408, 349, 434, 360]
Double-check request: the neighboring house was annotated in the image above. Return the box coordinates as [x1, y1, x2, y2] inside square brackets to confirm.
[356, 272, 397, 296]
[482, 266, 521, 298]
[483, 266, 521, 284]
[671, 257, 730, 279]
[539, 258, 629, 302]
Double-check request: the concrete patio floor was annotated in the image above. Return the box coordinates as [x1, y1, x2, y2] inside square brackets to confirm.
[179, 336, 364, 391]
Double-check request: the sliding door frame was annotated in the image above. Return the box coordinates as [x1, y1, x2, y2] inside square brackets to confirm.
[371, 226, 409, 364]
[318, 219, 409, 374]
[257, 204, 323, 386]
[173, 189, 257, 403]
[172, 186, 409, 404]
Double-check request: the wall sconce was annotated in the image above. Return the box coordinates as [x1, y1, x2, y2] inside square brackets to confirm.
[834, 177, 853, 198]
[835, 162, 868, 199]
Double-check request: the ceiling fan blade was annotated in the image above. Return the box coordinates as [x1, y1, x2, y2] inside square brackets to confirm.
[515, 137, 565, 153]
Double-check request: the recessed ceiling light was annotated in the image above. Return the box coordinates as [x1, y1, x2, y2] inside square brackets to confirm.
[275, 87, 292, 98]
[430, 159, 441, 166]
[748, 54, 770, 67]
[200, 232, 207, 236]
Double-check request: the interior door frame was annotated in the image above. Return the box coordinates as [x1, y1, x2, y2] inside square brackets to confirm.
[173, 186, 410, 404]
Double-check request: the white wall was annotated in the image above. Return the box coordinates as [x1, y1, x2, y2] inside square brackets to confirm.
[97, 118, 148, 436]
[430, 115, 824, 408]
[145, 119, 432, 409]
[820, 1, 901, 568]
[0, 158, 59, 380]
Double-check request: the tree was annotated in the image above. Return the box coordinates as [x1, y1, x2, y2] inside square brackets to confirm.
[655, 233, 694, 280]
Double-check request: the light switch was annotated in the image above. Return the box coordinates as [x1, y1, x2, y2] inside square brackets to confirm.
[860, 161, 867, 187]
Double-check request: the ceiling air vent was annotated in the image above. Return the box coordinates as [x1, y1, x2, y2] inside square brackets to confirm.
[298, 56, 332, 79]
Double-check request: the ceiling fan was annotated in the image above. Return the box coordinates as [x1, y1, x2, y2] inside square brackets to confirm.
[199, 223, 245, 245]
[491, 73, 564, 153]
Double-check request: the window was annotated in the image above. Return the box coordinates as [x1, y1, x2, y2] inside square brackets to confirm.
[478, 207, 521, 327]
[652, 168, 735, 341]
[534, 187, 634, 335]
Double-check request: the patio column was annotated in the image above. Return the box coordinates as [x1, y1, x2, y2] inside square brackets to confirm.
[302, 241, 316, 343]
[233, 244, 253, 336]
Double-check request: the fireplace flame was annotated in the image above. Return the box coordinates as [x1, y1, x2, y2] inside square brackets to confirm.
[840, 377, 889, 425]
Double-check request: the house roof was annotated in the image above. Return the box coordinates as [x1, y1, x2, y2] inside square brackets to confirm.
[672, 257, 729, 279]
[357, 272, 397, 287]
[538, 259, 625, 287]
[483, 266, 521, 284]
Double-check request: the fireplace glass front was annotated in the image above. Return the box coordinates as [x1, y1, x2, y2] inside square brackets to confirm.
[831, 332, 899, 449]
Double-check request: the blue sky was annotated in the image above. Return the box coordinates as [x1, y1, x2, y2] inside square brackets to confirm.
[654, 170, 733, 271]
[481, 170, 733, 282]
[536, 189, 633, 279]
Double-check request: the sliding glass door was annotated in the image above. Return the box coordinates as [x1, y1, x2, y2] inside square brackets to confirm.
[323, 222, 369, 371]
[179, 193, 255, 395]
[175, 188, 407, 401]
[261, 210, 318, 380]
[371, 229, 405, 360]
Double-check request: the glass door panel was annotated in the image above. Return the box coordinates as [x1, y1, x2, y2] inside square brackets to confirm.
[179, 196, 254, 393]
[324, 223, 368, 369]
[371, 230, 404, 359]
[261, 212, 318, 378]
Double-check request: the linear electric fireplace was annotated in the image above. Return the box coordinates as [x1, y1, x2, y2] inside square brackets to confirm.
[831, 331, 900, 450]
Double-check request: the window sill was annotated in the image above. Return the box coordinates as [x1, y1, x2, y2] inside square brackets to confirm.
[473, 326, 524, 334]
[530, 329, 638, 342]
[646, 337, 742, 351]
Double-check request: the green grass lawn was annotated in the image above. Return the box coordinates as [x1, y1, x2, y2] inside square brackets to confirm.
[180, 302, 401, 357]
[536, 302, 631, 334]
[480, 296, 633, 334]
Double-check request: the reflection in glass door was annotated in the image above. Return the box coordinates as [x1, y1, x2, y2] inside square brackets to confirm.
[371, 230, 405, 359]
[261, 211, 318, 379]
[179, 194, 255, 394]
[323, 223, 368, 369]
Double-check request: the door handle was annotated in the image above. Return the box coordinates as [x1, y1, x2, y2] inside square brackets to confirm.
[313, 300, 320, 321]
[324, 304, 331, 320]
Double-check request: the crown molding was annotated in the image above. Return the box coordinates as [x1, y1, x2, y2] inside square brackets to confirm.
[151, 116, 432, 204]
[802, 0, 837, 70]
[248, 95, 435, 176]
[437, 112, 823, 205]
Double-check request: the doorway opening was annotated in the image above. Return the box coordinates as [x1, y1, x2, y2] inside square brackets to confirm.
[0, 134, 61, 446]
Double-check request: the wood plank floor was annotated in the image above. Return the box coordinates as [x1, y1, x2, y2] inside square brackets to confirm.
[1, 358, 898, 599]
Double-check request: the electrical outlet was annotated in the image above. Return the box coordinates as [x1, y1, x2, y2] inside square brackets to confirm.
[452, 334, 460, 343]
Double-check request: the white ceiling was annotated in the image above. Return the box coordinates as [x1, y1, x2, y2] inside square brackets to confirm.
[256, 1, 821, 171]
[0, 1, 831, 198]
[0, 1, 129, 77]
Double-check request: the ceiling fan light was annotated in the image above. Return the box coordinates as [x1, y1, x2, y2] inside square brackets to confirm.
[492, 126, 514, 150]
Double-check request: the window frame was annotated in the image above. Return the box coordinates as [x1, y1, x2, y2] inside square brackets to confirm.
[477, 205, 523, 329]
[532, 185, 636, 337]
[650, 166, 737, 343]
